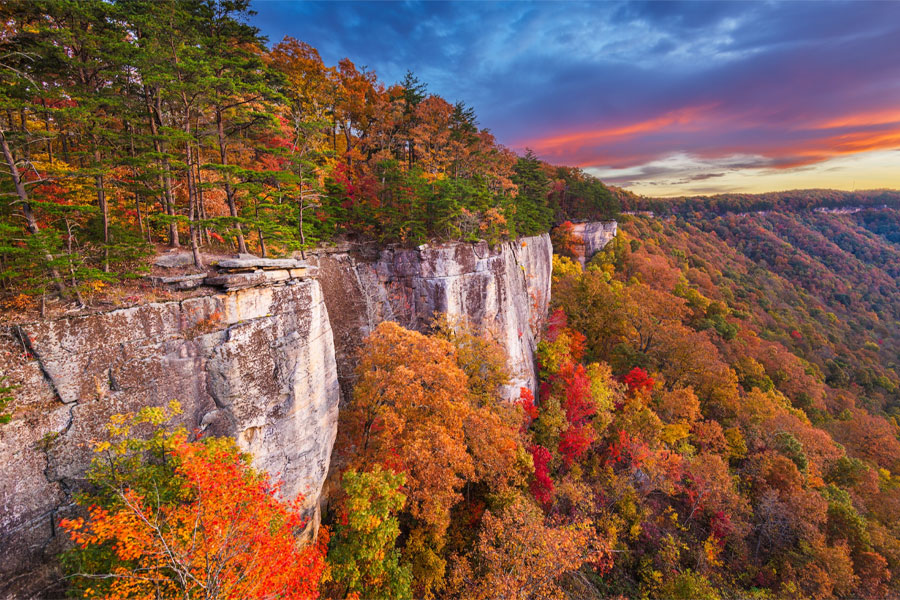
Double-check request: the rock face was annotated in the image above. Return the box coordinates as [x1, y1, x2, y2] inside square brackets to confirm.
[0, 280, 339, 598]
[571, 221, 618, 266]
[0, 230, 566, 598]
[312, 233, 553, 400]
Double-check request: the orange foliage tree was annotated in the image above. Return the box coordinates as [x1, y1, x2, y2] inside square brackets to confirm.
[448, 494, 609, 600]
[550, 221, 583, 261]
[339, 321, 475, 533]
[60, 403, 328, 600]
[335, 320, 526, 597]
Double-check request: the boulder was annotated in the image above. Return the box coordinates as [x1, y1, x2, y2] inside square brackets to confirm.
[205, 270, 267, 290]
[153, 252, 195, 269]
[216, 258, 306, 271]
[148, 273, 208, 290]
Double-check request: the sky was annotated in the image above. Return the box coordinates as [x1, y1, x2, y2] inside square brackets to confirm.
[250, 0, 900, 197]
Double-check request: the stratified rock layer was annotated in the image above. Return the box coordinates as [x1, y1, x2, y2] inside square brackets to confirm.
[0, 280, 339, 598]
[313, 233, 553, 400]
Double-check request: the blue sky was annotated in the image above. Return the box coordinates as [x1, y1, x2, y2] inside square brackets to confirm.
[250, 1, 900, 196]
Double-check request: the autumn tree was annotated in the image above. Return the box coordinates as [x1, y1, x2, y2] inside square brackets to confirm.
[447, 494, 608, 600]
[336, 321, 524, 597]
[339, 322, 473, 531]
[550, 221, 583, 261]
[60, 402, 328, 600]
[327, 467, 412, 600]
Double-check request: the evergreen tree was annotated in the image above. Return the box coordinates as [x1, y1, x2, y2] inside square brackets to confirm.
[202, 0, 274, 254]
[511, 149, 552, 235]
[400, 70, 426, 167]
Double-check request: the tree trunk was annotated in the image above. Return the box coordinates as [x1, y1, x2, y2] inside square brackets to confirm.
[296, 166, 306, 250]
[343, 125, 353, 166]
[193, 142, 207, 246]
[40, 99, 53, 162]
[184, 134, 204, 269]
[92, 145, 110, 272]
[216, 107, 247, 253]
[145, 88, 179, 247]
[254, 197, 267, 258]
[126, 123, 149, 243]
[0, 127, 68, 297]
[299, 201, 306, 251]
[64, 217, 86, 306]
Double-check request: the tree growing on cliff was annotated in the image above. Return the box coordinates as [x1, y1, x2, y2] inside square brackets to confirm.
[60, 402, 328, 600]
[512, 149, 552, 236]
[2, 1, 570, 305]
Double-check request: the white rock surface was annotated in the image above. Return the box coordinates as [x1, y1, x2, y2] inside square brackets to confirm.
[1, 281, 339, 598]
[571, 221, 618, 266]
[313, 234, 553, 400]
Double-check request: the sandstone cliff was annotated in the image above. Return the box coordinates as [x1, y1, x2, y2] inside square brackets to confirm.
[571, 221, 618, 266]
[0, 280, 339, 597]
[313, 233, 552, 401]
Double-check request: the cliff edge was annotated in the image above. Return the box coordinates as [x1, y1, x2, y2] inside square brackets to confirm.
[0, 280, 340, 597]
[0, 227, 611, 598]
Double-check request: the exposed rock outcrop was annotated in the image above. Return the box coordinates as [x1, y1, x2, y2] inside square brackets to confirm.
[0, 225, 603, 598]
[147, 255, 317, 291]
[0, 280, 339, 598]
[571, 221, 618, 266]
[312, 233, 553, 401]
